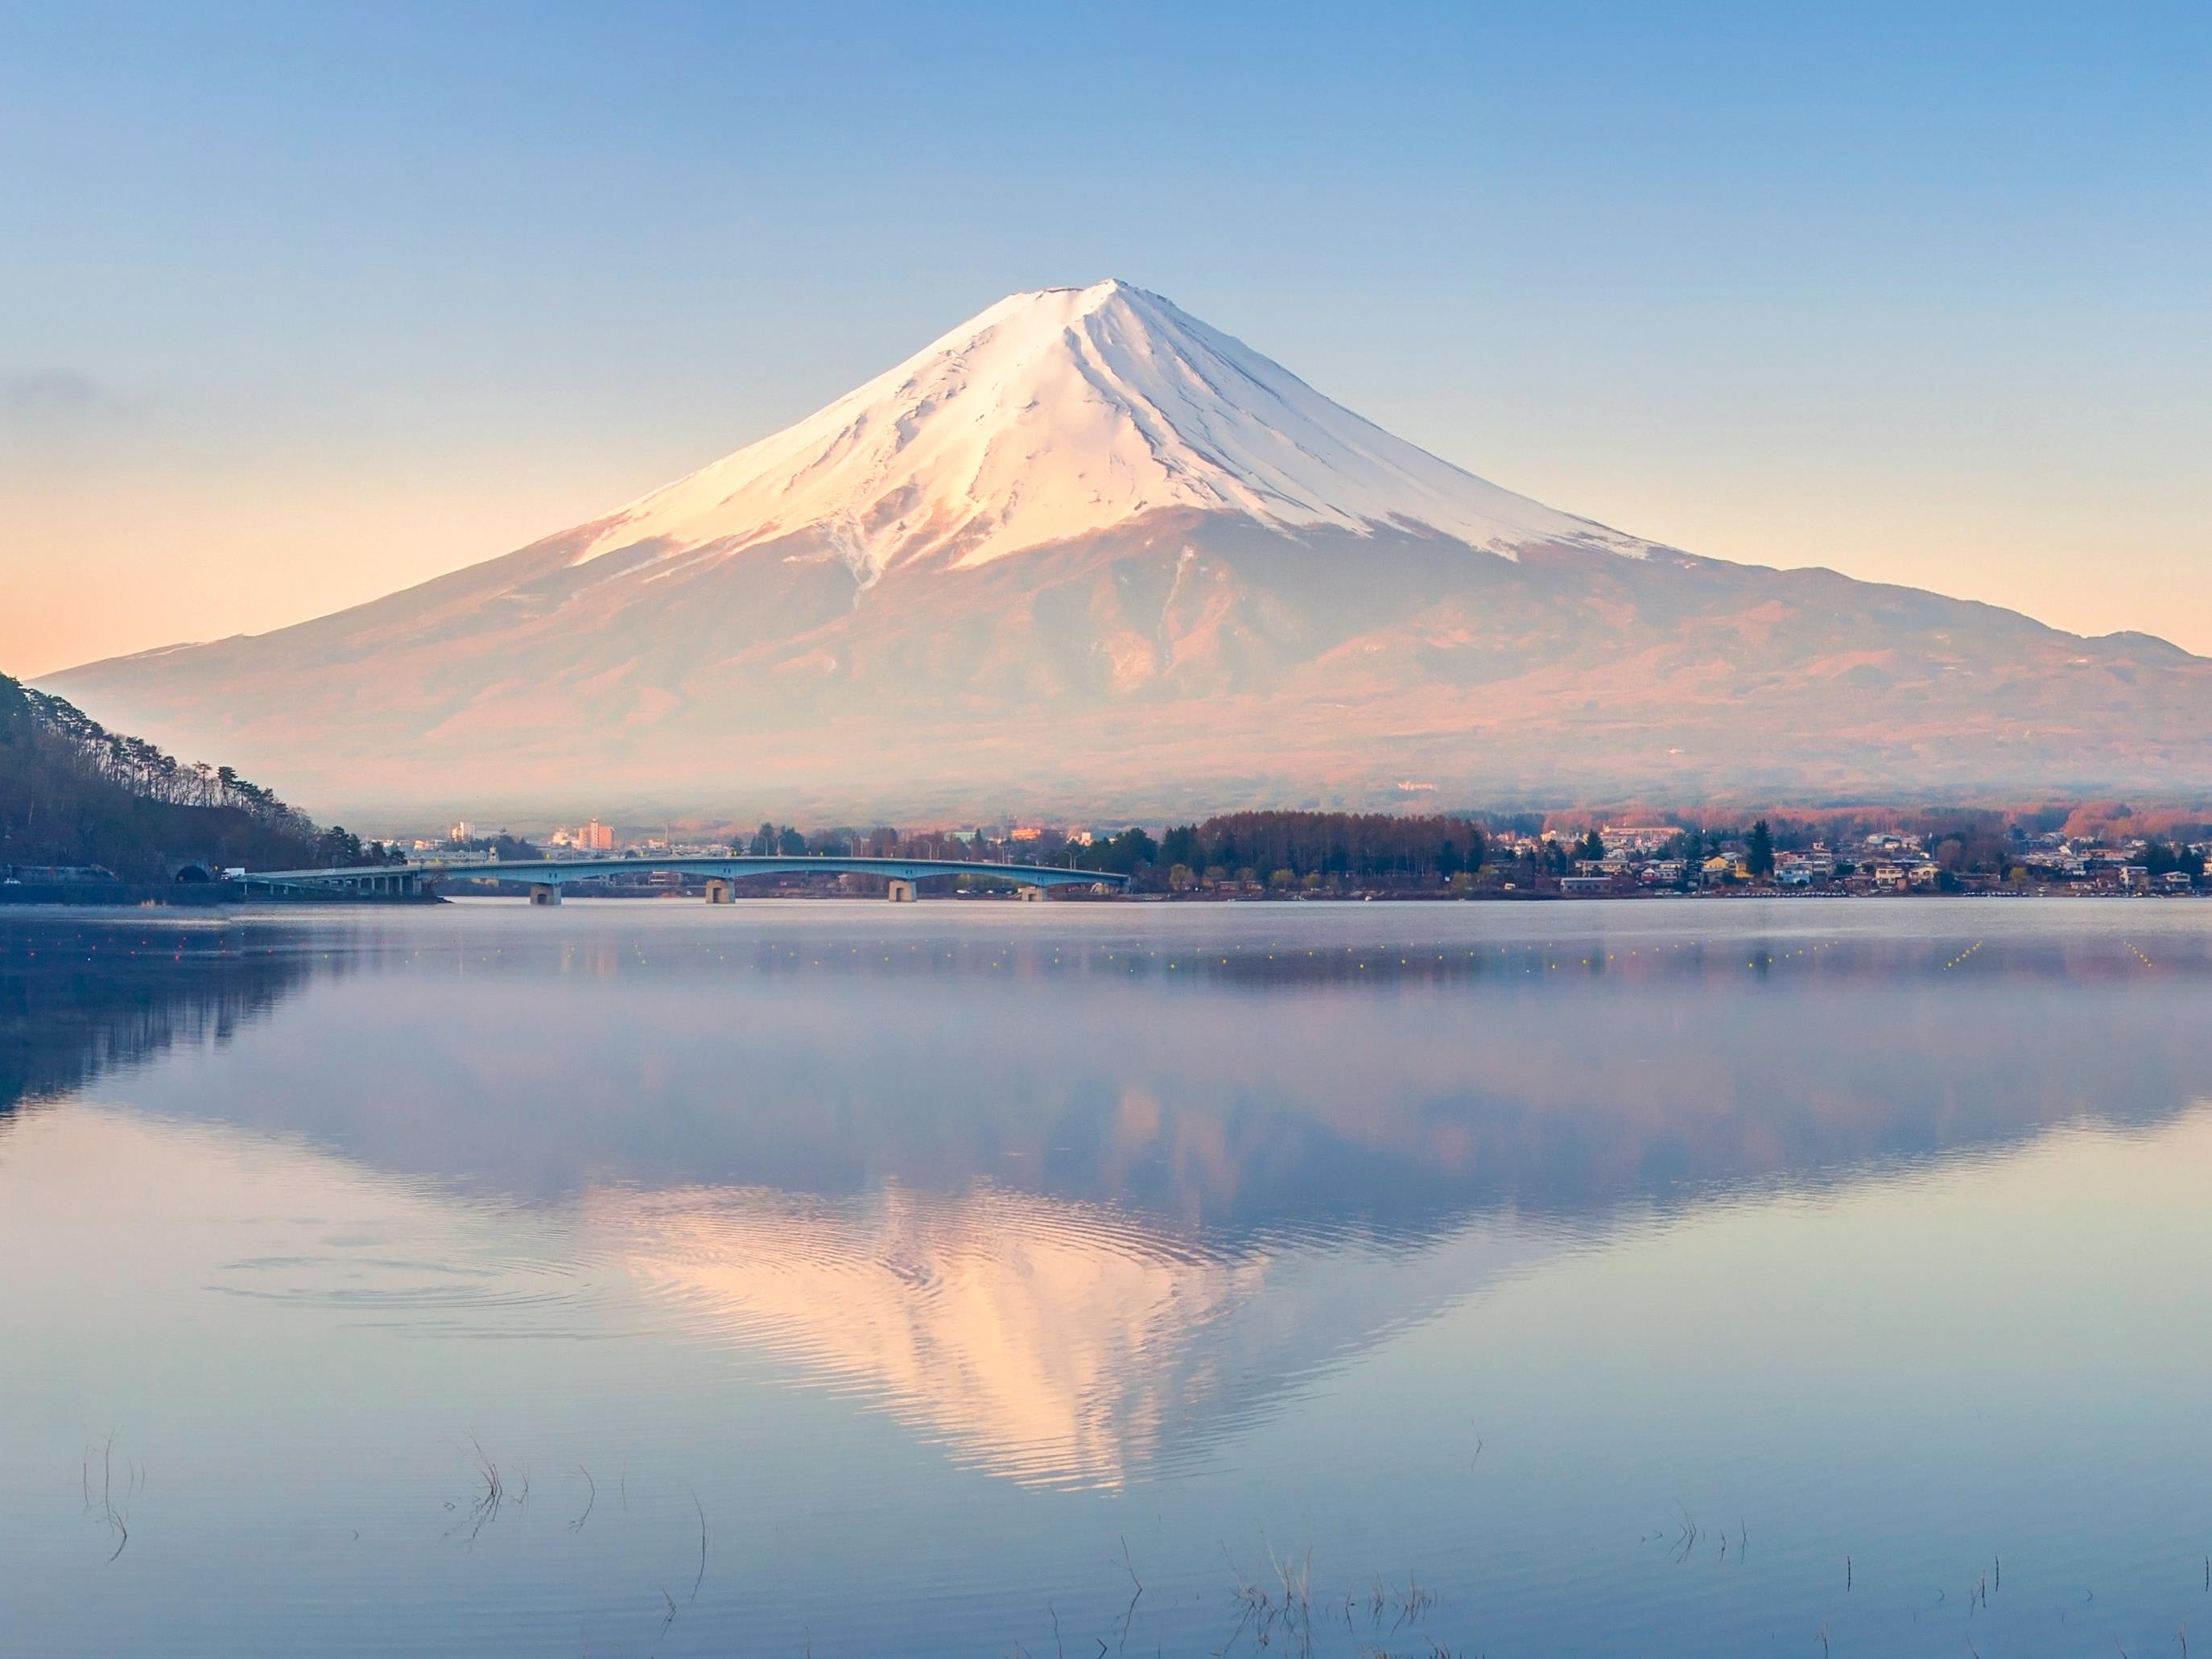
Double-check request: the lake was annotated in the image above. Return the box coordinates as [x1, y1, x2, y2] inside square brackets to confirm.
[3, 898, 2209, 1657]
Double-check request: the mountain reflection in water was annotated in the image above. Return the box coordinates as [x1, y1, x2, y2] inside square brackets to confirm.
[7, 902, 2211, 1496]
[597, 1182, 1566, 1488]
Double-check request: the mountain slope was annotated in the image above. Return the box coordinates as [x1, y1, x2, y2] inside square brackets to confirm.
[45, 283, 2212, 819]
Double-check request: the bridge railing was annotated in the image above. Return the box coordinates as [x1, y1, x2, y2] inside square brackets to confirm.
[241, 853, 1131, 897]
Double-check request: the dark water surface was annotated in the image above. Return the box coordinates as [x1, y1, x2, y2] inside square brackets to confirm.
[3, 898, 2209, 1657]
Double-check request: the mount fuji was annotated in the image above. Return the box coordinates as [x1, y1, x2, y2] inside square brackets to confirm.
[45, 280, 2212, 820]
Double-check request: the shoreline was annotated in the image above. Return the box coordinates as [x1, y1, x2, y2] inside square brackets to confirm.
[2, 885, 2199, 910]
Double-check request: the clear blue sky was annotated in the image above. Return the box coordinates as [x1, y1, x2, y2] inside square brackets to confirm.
[4, 1, 2207, 671]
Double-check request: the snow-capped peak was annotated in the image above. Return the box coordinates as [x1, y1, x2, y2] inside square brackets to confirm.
[575, 279, 1645, 579]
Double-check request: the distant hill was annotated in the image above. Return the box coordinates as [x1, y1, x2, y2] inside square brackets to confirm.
[0, 672, 347, 881]
[43, 281, 2212, 819]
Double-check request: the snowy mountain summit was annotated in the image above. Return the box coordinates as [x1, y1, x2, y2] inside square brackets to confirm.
[574, 279, 1645, 581]
[47, 281, 2212, 819]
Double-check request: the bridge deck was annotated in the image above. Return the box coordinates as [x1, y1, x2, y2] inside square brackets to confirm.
[241, 854, 1129, 893]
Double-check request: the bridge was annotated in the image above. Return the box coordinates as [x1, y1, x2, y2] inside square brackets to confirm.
[237, 854, 1130, 904]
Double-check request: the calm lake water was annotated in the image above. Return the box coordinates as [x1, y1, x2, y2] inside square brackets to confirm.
[3, 898, 2210, 1657]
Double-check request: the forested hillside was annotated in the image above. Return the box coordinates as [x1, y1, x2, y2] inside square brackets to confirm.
[0, 672, 341, 881]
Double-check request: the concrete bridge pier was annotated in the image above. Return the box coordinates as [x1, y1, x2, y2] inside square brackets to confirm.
[1014, 884, 1045, 901]
[529, 883, 562, 906]
[886, 879, 917, 903]
[704, 878, 734, 904]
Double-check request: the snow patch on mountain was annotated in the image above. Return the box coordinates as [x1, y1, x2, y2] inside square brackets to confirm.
[573, 279, 1648, 581]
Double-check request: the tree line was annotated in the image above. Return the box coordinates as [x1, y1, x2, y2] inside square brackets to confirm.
[0, 673, 353, 881]
[12, 677, 314, 832]
[709, 814, 1487, 887]
[1146, 811, 1486, 885]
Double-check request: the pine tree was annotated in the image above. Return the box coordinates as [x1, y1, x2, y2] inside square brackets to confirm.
[1747, 819, 1775, 878]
